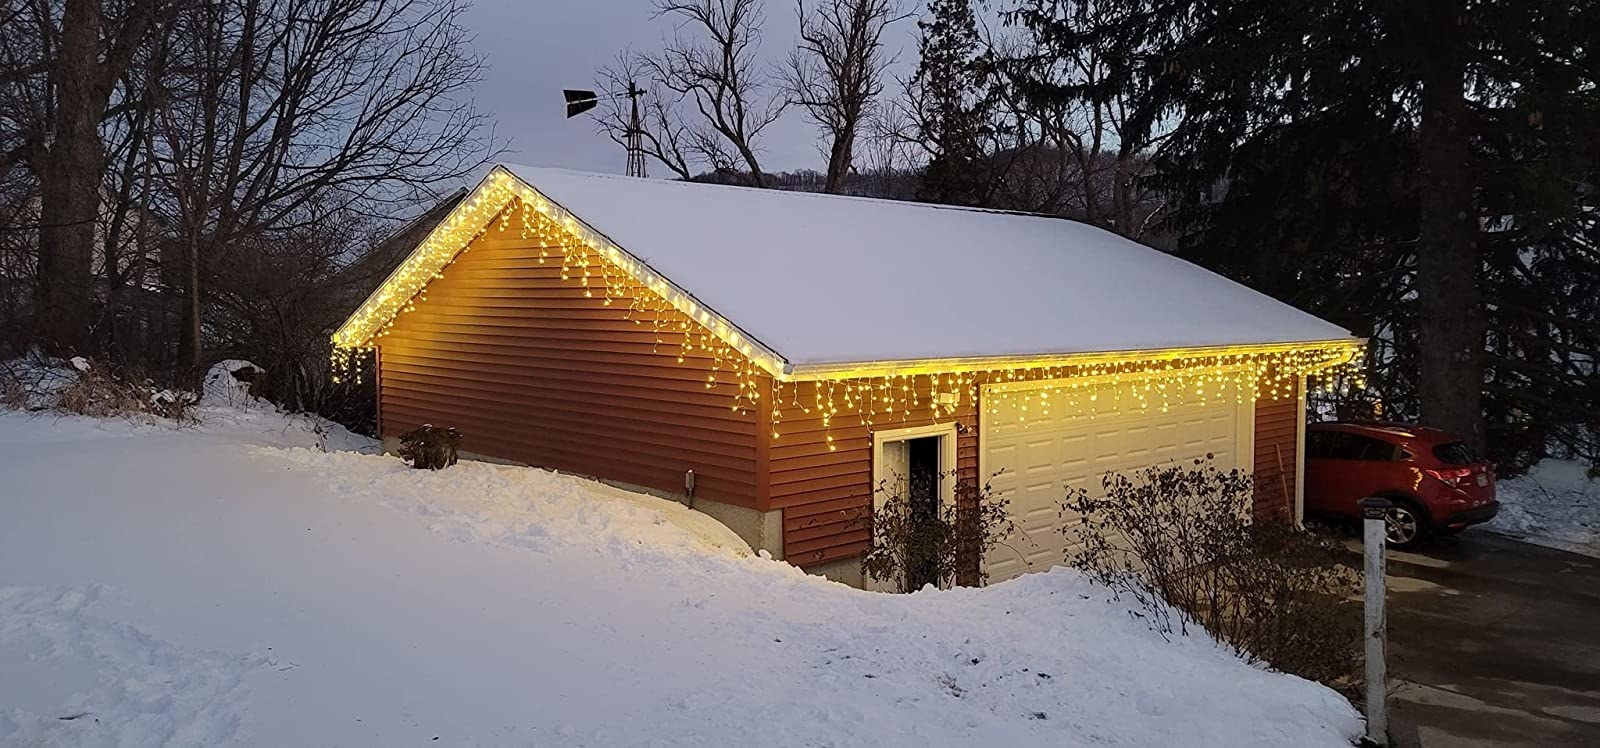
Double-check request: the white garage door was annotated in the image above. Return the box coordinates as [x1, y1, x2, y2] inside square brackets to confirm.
[980, 377, 1254, 582]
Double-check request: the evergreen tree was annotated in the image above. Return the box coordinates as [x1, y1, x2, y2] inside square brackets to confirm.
[911, 0, 990, 206]
[1007, 0, 1600, 467]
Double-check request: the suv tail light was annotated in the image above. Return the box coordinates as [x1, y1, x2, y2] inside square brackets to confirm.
[1424, 466, 1476, 487]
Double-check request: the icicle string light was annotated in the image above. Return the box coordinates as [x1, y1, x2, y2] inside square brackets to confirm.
[764, 348, 1364, 449]
[331, 167, 788, 378]
[330, 167, 1366, 441]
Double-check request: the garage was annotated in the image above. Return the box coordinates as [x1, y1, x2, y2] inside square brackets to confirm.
[980, 376, 1256, 582]
[345, 164, 1358, 584]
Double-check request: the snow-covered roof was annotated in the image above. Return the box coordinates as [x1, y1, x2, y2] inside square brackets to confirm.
[501, 165, 1354, 370]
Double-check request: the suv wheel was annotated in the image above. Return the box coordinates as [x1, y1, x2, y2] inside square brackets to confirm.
[1384, 503, 1427, 547]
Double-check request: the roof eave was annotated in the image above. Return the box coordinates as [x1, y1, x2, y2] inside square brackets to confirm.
[781, 338, 1365, 381]
[331, 165, 793, 379]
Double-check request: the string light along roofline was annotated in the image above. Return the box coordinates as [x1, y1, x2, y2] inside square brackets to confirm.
[782, 338, 1363, 382]
[331, 165, 792, 378]
[329, 164, 1368, 438]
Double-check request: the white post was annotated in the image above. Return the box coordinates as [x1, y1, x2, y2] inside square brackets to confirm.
[1359, 497, 1390, 746]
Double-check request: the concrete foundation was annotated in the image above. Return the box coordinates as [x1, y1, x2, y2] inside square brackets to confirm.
[803, 554, 865, 588]
[689, 497, 785, 561]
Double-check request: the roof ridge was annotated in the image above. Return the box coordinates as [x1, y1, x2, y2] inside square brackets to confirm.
[499, 163, 1081, 224]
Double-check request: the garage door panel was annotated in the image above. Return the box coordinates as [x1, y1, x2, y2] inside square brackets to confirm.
[981, 378, 1252, 583]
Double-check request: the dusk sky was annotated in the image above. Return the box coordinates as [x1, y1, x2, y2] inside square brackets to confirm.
[462, 0, 926, 176]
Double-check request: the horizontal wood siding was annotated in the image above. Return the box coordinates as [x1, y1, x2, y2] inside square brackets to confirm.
[1252, 377, 1300, 519]
[772, 372, 1306, 568]
[377, 224, 761, 508]
[768, 379, 980, 568]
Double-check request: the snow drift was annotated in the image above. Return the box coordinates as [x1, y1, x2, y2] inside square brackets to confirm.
[1490, 459, 1600, 557]
[0, 403, 1362, 746]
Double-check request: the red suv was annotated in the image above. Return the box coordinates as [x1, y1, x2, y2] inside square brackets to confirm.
[1304, 422, 1498, 547]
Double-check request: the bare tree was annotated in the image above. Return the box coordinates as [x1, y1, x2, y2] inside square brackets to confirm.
[9, 0, 163, 353]
[854, 104, 921, 199]
[995, 0, 1173, 238]
[646, 0, 786, 186]
[782, 0, 908, 193]
[147, 0, 496, 369]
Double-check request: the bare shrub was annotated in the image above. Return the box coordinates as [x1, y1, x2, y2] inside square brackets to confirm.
[860, 472, 1016, 592]
[0, 378, 26, 410]
[147, 387, 200, 422]
[398, 424, 462, 470]
[53, 363, 152, 419]
[1063, 456, 1362, 690]
[0, 355, 198, 423]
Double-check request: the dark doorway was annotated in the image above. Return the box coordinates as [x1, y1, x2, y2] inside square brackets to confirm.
[905, 435, 942, 590]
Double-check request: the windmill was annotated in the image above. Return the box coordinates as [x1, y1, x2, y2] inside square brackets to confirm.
[564, 83, 648, 178]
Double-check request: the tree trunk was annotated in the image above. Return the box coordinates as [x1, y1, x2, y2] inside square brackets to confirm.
[1111, 150, 1136, 238]
[1415, 3, 1486, 450]
[824, 120, 857, 194]
[178, 237, 203, 371]
[34, 0, 109, 354]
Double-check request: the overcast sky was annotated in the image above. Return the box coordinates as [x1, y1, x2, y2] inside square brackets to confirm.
[462, 0, 925, 177]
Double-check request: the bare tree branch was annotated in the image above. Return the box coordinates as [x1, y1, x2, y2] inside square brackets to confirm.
[646, 0, 785, 186]
[595, 53, 695, 180]
[147, 0, 500, 367]
[782, 0, 908, 192]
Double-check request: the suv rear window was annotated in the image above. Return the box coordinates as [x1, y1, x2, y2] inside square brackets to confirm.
[1432, 441, 1480, 465]
[1308, 431, 1404, 461]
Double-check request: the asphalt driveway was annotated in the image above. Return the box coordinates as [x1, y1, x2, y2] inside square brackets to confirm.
[1380, 532, 1600, 746]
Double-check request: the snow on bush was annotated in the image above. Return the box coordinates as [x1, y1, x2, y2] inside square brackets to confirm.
[201, 359, 266, 409]
[1490, 459, 1600, 557]
[0, 355, 373, 453]
[0, 353, 87, 410]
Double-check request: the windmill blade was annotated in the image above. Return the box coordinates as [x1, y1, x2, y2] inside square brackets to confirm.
[563, 89, 600, 118]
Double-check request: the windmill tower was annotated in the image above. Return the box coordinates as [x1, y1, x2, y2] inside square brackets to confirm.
[564, 84, 648, 178]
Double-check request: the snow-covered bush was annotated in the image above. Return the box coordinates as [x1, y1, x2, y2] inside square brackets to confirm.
[860, 473, 1016, 592]
[60, 362, 199, 422]
[0, 354, 201, 423]
[147, 387, 200, 421]
[1063, 457, 1361, 691]
[0, 352, 82, 410]
[0, 354, 271, 424]
[202, 360, 268, 409]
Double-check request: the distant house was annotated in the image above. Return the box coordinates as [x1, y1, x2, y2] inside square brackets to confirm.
[333, 165, 1362, 586]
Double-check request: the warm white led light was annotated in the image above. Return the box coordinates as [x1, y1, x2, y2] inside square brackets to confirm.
[331, 167, 1367, 443]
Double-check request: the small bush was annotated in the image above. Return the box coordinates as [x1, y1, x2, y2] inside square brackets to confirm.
[45, 358, 199, 424]
[860, 472, 1016, 592]
[398, 424, 462, 470]
[1, 376, 29, 410]
[1063, 456, 1362, 690]
[148, 387, 200, 421]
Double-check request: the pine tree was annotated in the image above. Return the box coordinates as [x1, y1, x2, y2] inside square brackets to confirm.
[912, 0, 989, 206]
[1006, 0, 1600, 466]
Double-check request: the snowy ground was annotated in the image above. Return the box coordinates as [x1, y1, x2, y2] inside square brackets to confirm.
[0, 401, 1362, 746]
[1489, 459, 1600, 558]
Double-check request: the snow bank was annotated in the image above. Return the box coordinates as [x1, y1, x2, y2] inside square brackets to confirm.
[1489, 459, 1600, 557]
[276, 447, 752, 558]
[0, 355, 374, 453]
[0, 409, 1362, 746]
